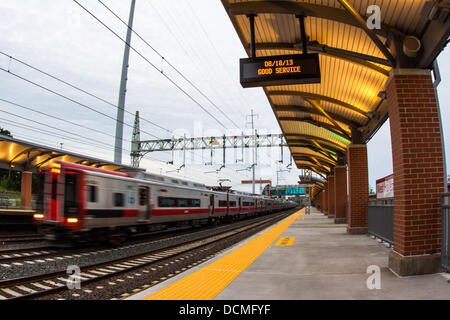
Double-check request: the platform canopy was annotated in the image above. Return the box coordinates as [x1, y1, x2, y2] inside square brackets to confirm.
[0, 135, 143, 173]
[221, 0, 450, 189]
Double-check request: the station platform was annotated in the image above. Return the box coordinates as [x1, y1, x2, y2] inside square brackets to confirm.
[0, 209, 35, 215]
[127, 208, 450, 300]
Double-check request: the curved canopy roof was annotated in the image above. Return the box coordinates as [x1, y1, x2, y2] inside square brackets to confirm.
[221, 0, 449, 189]
[0, 135, 142, 173]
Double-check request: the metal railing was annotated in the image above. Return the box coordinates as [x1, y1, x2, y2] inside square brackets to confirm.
[368, 197, 394, 245]
[442, 193, 450, 272]
[0, 192, 19, 209]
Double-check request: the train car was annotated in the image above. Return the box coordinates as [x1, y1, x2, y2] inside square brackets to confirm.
[34, 161, 297, 244]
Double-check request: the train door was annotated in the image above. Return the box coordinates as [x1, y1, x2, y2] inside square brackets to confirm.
[238, 197, 242, 214]
[209, 194, 215, 215]
[139, 186, 151, 220]
[63, 171, 81, 221]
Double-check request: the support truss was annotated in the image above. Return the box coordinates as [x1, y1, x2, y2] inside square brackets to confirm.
[131, 133, 288, 168]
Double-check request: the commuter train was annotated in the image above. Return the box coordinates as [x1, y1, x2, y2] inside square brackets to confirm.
[33, 161, 297, 244]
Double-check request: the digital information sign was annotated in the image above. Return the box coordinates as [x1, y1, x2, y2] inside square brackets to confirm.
[240, 53, 321, 88]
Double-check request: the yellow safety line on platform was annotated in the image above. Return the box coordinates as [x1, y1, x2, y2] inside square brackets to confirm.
[143, 208, 304, 300]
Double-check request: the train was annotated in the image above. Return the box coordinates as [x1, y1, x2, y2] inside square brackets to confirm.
[33, 161, 297, 244]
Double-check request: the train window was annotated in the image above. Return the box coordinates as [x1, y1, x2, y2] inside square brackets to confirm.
[171, 179, 179, 184]
[158, 197, 176, 207]
[88, 186, 98, 203]
[191, 199, 201, 207]
[158, 197, 201, 208]
[178, 199, 189, 207]
[218, 200, 228, 207]
[114, 193, 124, 207]
[229, 201, 236, 207]
[181, 181, 188, 186]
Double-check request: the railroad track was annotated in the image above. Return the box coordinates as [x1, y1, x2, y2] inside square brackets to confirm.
[0, 210, 293, 300]
[0, 234, 45, 244]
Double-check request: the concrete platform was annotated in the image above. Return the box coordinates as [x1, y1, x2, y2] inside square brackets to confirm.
[128, 208, 450, 300]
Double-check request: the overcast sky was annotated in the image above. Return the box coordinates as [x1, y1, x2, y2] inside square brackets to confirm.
[0, 0, 448, 192]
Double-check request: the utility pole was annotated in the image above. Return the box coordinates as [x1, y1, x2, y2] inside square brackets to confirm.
[247, 109, 258, 194]
[114, 0, 136, 164]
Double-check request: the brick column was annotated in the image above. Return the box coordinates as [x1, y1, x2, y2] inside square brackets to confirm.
[21, 171, 32, 209]
[322, 181, 328, 214]
[327, 175, 335, 218]
[334, 166, 347, 224]
[386, 69, 445, 276]
[347, 144, 368, 234]
[316, 192, 322, 210]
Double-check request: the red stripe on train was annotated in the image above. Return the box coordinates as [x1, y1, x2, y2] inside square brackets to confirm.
[151, 208, 210, 216]
[123, 210, 139, 217]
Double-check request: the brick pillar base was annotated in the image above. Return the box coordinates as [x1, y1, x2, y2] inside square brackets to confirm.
[347, 144, 368, 234]
[322, 182, 328, 215]
[387, 69, 445, 276]
[334, 166, 347, 224]
[328, 175, 335, 218]
[316, 193, 322, 211]
[21, 171, 32, 209]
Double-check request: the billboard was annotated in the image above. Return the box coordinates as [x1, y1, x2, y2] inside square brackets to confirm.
[376, 174, 394, 199]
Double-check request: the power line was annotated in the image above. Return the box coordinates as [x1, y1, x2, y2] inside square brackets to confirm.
[0, 107, 119, 149]
[72, 0, 228, 130]
[0, 117, 116, 152]
[0, 50, 173, 135]
[0, 97, 126, 142]
[0, 66, 161, 140]
[97, 0, 241, 130]
[183, 0, 253, 117]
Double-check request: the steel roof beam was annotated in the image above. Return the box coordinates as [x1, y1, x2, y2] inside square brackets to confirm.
[285, 134, 347, 152]
[299, 157, 333, 172]
[304, 99, 352, 141]
[278, 116, 351, 141]
[288, 141, 344, 156]
[252, 41, 390, 75]
[292, 153, 336, 167]
[268, 91, 369, 118]
[336, 0, 396, 66]
[35, 153, 64, 168]
[287, 142, 338, 162]
[296, 162, 330, 175]
[8, 147, 35, 165]
[418, 8, 450, 68]
[311, 139, 339, 162]
[273, 105, 362, 128]
[226, 1, 405, 40]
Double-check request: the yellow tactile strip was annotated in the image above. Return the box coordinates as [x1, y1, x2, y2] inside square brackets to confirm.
[143, 208, 304, 300]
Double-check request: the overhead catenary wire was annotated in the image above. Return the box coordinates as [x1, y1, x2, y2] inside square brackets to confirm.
[0, 66, 162, 140]
[97, 0, 241, 130]
[145, 0, 247, 124]
[0, 57, 252, 174]
[0, 97, 128, 142]
[0, 107, 122, 150]
[182, 0, 254, 117]
[0, 50, 173, 136]
[72, 0, 228, 131]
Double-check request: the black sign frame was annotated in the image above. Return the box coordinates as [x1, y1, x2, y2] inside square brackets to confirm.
[240, 53, 321, 88]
